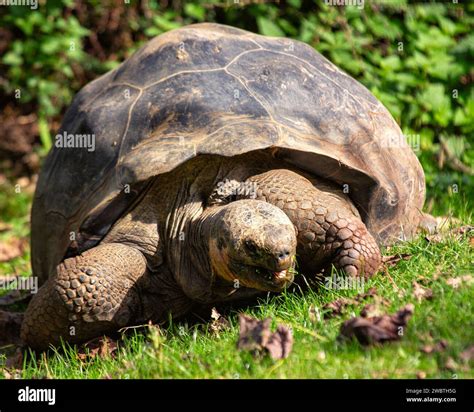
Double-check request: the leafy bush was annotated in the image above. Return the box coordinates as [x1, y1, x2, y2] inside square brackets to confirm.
[1, 0, 472, 208]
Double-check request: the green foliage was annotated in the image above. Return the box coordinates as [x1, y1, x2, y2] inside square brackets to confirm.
[0, 1, 473, 380]
[1, 1, 90, 117]
[0, 0, 472, 201]
[6, 230, 474, 379]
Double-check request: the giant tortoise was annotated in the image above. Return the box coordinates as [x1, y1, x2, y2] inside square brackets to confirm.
[22, 23, 429, 349]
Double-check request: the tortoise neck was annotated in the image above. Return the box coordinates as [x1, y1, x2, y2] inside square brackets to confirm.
[187, 207, 241, 300]
[187, 208, 218, 276]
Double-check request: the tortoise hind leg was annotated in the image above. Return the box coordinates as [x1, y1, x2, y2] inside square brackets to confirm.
[245, 169, 381, 278]
[21, 243, 148, 350]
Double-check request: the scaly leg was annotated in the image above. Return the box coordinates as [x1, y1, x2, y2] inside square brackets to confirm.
[245, 169, 381, 278]
[22, 243, 148, 350]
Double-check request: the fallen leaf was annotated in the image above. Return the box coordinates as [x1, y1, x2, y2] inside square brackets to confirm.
[237, 315, 272, 352]
[323, 287, 379, 318]
[323, 297, 355, 318]
[425, 225, 473, 244]
[0, 310, 23, 345]
[339, 304, 415, 346]
[382, 253, 412, 267]
[265, 325, 293, 360]
[412, 281, 434, 303]
[360, 303, 383, 318]
[209, 307, 230, 335]
[444, 357, 458, 372]
[460, 345, 474, 363]
[78, 336, 117, 361]
[354, 287, 379, 301]
[0, 290, 31, 306]
[237, 314, 293, 360]
[2, 368, 21, 379]
[0, 238, 25, 262]
[446, 275, 473, 289]
[421, 339, 448, 354]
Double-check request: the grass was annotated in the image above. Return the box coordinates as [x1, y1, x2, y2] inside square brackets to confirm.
[0, 179, 472, 379]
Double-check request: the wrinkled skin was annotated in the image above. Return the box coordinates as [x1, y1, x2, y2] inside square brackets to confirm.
[22, 151, 381, 349]
[24, 24, 427, 350]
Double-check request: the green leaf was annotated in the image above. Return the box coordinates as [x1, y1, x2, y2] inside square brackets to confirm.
[2, 51, 22, 66]
[287, 0, 301, 8]
[380, 55, 402, 71]
[257, 17, 285, 37]
[453, 108, 467, 126]
[152, 16, 181, 32]
[299, 18, 317, 43]
[418, 84, 449, 112]
[184, 3, 206, 21]
[38, 116, 52, 152]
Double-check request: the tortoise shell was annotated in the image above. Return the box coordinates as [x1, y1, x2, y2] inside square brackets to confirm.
[32, 23, 425, 284]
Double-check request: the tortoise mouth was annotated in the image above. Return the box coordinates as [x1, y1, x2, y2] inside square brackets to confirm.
[229, 260, 296, 292]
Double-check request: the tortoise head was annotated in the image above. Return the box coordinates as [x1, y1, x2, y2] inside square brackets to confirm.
[208, 199, 297, 292]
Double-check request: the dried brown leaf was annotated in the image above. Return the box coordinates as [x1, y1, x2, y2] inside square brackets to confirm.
[360, 303, 383, 318]
[237, 314, 293, 360]
[444, 357, 458, 372]
[209, 307, 230, 335]
[237, 315, 272, 351]
[323, 297, 355, 318]
[421, 339, 448, 354]
[265, 325, 293, 360]
[412, 281, 433, 303]
[359, 289, 390, 318]
[324, 287, 380, 318]
[446, 275, 473, 289]
[339, 304, 414, 346]
[460, 345, 474, 363]
[382, 253, 412, 267]
[0, 310, 23, 345]
[0, 238, 25, 262]
[78, 336, 117, 361]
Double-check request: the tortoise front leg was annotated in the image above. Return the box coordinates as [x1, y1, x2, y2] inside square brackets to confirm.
[245, 169, 382, 278]
[21, 243, 148, 350]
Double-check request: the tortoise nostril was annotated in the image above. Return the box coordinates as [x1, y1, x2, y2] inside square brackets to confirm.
[245, 239, 258, 254]
[277, 249, 291, 260]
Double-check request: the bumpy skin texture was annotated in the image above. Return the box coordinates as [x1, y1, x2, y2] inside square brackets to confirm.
[25, 24, 426, 350]
[32, 24, 426, 288]
[244, 169, 381, 278]
[21, 243, 147, 349]
[23, 153, 383, 349]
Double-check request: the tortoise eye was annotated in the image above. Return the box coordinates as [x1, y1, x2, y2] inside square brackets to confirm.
[244, 240, 258, 254]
